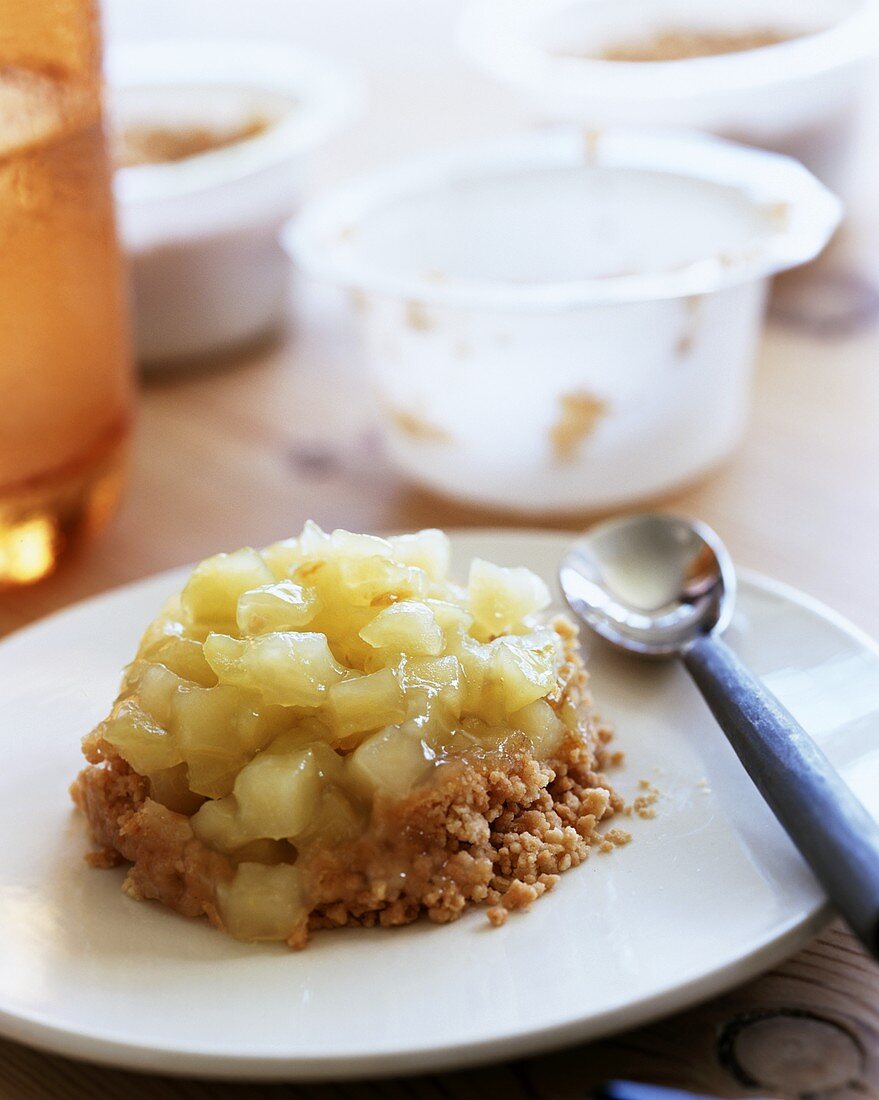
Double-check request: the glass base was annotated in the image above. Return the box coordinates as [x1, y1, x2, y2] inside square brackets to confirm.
[0, 428, 128, 587]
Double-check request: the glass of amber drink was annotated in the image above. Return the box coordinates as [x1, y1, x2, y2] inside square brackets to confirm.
[0, 0, 133, 586]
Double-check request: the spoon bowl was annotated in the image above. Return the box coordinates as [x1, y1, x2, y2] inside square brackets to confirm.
[560, 514, 736, 657]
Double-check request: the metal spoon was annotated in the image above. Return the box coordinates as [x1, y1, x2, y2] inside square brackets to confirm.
[559, 513, 879, 958]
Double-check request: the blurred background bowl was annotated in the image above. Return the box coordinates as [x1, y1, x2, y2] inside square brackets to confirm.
[460, 0, 879, 196]
[287, 128, 841, 514]
[108, 40, 361, 368]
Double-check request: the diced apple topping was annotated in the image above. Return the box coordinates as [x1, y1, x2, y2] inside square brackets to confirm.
[92, 523, 582, 942]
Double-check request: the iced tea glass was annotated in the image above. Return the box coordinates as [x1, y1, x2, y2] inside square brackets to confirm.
[0, 0, 133, 586]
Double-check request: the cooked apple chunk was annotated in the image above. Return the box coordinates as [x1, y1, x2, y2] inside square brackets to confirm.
[72, 524, 619, 948]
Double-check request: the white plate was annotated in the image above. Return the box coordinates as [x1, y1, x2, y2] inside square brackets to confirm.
[1, 530, 878, 1080]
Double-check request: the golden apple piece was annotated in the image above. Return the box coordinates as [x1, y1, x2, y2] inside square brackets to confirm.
[203, 631, 347, 708]
[148, 763, 205, 815]
[509, 699, 566, 758]
[359, 600, 444, 657]
[260, 537, 302, 579]
[148, 636, 217, 687]
[399, 654, 464, 721]
[216, 862, 306, 942]
[424, 598, 475, 643]
[133, 662, 187, 725]
[173, 683, 251, 798]
[489, 632, 560, 713]
[233, 702, 296, 758]
[450, 633, 494, 715]
[192, 797, 291, 862]
[191, 795, 251, 852]
[302, 785, 366, 845]
[468, 558, 551, 636]
[236, 580, 321, 635]
[181, 548, 274, 631]
[326, 668, 406, 739]
[337, 556, 429, 607]
[388, 529, 451, 581]
[233, 742, 345, 841]
[101, 699, 184, 775]
[326, 529, 395, 559]
[347, 724, 433, 799]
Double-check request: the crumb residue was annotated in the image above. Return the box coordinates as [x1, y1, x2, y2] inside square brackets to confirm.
[550, 391, 608, 463]
[677, 294, 702, 358]
[719, 242, 764, 269]
[583, 129, 601, 164]
[113, 118, 269, 169]
[85, 846, 122, 869]
[386, 404, 453, 444]
[595, 27, 797, 63]
[633, 778, 660, 820]
[764, 201, 791, 230]
[404, 301, 435, 333]
[599, 827, 633, 852]
[350, 288, 370, 315]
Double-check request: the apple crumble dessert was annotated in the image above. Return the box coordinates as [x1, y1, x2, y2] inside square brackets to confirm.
[72, 525, 620, 947]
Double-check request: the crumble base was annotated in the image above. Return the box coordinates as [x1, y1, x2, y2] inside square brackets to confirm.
[71, 730, 620, 948]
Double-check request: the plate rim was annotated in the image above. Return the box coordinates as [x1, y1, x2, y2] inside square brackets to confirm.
[0, 528, 875, 1079]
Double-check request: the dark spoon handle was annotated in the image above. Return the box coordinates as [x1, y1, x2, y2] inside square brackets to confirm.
[683, 633, 879, 958]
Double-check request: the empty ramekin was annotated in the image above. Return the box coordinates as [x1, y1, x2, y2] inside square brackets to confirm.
[108, 42, 360, 367]
[460, 0, 879, 194]
[286, 129, 840, 515]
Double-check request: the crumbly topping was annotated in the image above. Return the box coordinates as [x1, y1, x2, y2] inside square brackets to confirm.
[72, 723, 620, 947]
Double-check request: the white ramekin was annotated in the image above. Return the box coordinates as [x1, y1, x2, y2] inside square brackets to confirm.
[286, 129, 840, 515]
[108, 42, 360, 367]
[460, 0, 879, 195]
